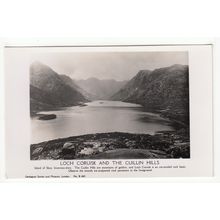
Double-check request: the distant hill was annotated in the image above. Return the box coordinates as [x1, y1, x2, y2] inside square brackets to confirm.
[30, 62, 88, 114]
[59, 75, 96, 100]
[76, 77, 128, 100]
[111, 64, 189, 125]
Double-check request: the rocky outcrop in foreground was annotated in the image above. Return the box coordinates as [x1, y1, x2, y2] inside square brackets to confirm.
[30, 130, 190, 160]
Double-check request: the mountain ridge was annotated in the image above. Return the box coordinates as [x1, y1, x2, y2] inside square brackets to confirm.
[76, 77, 128, 100]
[111, 64, 189, 125]
[30, 62, 88, 114]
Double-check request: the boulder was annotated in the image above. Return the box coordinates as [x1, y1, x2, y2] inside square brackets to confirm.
[83, 142, 101, 148]
[125, 140, 136, 148]
[63, 142, 75, 149]
[32, 147, 43, 156]
[61, 142, 76, 158]
[79, 148, 94, 155]
[168, 143, 190, 158]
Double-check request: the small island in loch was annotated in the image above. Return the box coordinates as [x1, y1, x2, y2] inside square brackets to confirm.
[38, 114, 57, 120]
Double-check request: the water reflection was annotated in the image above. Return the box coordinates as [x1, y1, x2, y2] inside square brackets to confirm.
[31, 100, 174, 144]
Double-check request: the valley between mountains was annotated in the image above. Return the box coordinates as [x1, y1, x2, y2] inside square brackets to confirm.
[30, 61, 190, 160]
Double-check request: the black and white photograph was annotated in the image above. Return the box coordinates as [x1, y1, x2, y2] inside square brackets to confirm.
[4, 44, 213, 178]
[30, 51, 190, 160]
[1, 2, 219, 220]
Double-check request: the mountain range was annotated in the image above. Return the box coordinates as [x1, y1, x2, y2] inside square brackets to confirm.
[30, 62, 189, 125]
[30, 62, 127, 113]
[111, 64, 189, 124]
[76, 78, 128, 100]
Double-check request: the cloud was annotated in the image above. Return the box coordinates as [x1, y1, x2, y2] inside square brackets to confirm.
[30, 51, 188, 81]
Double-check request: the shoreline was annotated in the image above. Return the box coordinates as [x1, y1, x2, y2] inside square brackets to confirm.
[30, 100, 189, 160]
[31, 100, 187, 127]
[30, 101, 89, 119]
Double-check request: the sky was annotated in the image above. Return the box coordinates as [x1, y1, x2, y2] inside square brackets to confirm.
[30, 51, 188, 81]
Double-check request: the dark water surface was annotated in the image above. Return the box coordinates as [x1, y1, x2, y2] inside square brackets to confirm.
[31, 100, 174, 144]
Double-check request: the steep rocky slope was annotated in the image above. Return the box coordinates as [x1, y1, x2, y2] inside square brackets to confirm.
[112, 64, 189, 125]
[59, 74, 96, 100]
[30, 62, 88, 114]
